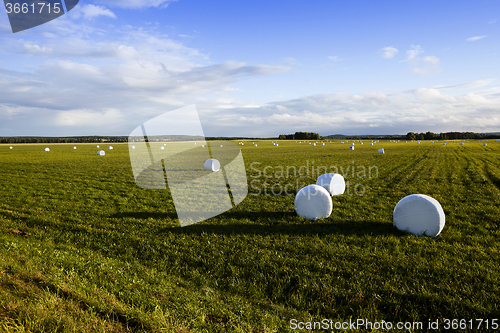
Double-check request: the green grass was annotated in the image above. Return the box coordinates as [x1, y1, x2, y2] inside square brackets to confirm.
[0, 140, 499, 332]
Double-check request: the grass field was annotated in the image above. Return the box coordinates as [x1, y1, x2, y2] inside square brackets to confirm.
[0, 140, 499, 332]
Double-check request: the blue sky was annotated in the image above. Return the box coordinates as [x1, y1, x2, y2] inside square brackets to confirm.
[0, 0, 499, 137]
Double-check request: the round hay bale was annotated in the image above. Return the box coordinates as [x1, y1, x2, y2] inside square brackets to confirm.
[160, 146, 165, 150]
[294, 185, 333, 220]
[312, 143, 316, 146]
[97, 145, 99, 148]
[9, 146, 13, 149]
[370, 143, 374, 145]
[316, 173, 345, 195]
[44, 148, 50, 152]
[204, 159, 220, 172]
[97, 150, 106, 156]
[483, 143, 487, 146]
[219, 145, 223, 147]
[108, 146, 113, 150]
[378, 148, 384, 154]
[393, 194, 445, 236]
[201, 145, 205, 148]
[349, 146, 354, 150]
[73, 146, 77, 149]
[254, 144, 258, 147]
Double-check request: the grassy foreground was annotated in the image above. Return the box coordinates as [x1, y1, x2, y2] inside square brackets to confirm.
[0, 140, 499, 332]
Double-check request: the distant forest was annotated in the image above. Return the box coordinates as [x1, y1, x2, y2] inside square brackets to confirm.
[1, 131, 500, 144]
[0, 136, 267, 144]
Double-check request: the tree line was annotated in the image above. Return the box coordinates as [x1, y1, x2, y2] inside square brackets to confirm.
[279, 132, 321, 140]
[405, 132, 500, 140]
[0, 136, 128, 144]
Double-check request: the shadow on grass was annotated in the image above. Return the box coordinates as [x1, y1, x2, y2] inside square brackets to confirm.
[112, 211, 401, 237]
[166, 220, 398, 237]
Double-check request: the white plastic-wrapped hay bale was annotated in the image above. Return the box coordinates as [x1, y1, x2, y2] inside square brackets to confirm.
[351, 142, 354, 146]
[483, 143, 487, 146]
[219, 145, 223, 147]
[9, 146, 13, 149]
[44, 148, 50, 152]
[349, 146, 354, 150]
[108, 146, 113, 150]
[160, 146, 165, 150]
[201, 145, 205, 148]
[294, 185, 333, 220]
[370, 143, 374, 146]
[322, 143, 325, 145]
[460, 142, 463, 145]
[378, 148, 384, 154]
[254, 144, 258, 147]
[312, 143, 316, 146]
[443, 143, 446, 145]
[194, 142, 197, 145]
[393, 194, 445, 237]
[316, 173, 345, 195]
[73, 146, 77, 149]
[97, 150, 105, 156]
[276, 144, 279, 147]
[96, 145, 99, 148]
[131, 145, 136, 149]
[204, 158, 220, 172]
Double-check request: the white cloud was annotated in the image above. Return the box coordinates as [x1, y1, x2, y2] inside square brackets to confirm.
[379, 46, 398, 59]
[23, 43, 53, 55]
[405, 45, 423, 61]
[466, 35, 487, 42]
[93, 0, 175, 9]
[71, 4, 116, 20]
[400, 45, 440, 76]
[423, 56, 439, 65]
[434, 79, 496, 90]
[488, 19, 497, 24]
[200, 80, 500, 136]
[55, 108, 123, 126]
[328, 56, 343, 62]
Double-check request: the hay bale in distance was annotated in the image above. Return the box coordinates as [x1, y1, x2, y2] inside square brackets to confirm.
[97, 150, 105, 156]
[204, 159, 220, 172]
[393, 194, 445, 236]
[349, 146, 354, 150]
[44, 148, 50, 152]
[108, 146, 113, 150]
[316, 173, 345, 195]
[294, 185, 333, 220]
[378, 148, 384, 154]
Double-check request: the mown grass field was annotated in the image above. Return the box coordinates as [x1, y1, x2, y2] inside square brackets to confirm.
[0, 140, 499, 332]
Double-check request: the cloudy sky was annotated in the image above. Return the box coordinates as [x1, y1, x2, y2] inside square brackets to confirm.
[1, 0, 500, 137]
